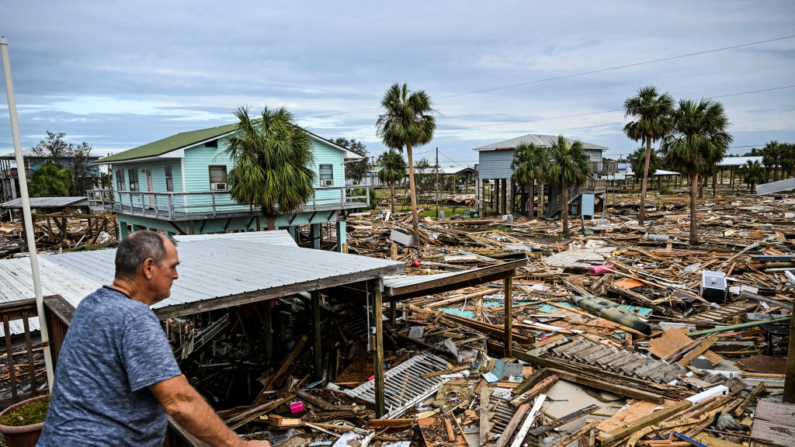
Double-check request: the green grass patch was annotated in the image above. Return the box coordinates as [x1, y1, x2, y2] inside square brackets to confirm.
[0, 396, 49, 426]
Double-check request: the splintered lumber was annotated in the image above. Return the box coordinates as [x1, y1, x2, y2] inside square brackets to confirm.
[443, 314, 534, 345]
[420, 365, 470, 379]
[226, 394, 295, 429]
[733, 382, 766, 417]
[494, 403, 530, 447]
[595, 400, 693, 447]
[480, 387, 491, 446]
[512, 368, 550, 396]
[511, 375, 558, 406]
[510, 394, 547, 447]
[368, 419, 412, 428]
[262, 334, 308, 394]
[528, 404, 599, 437]
[550, 421, 600, 447]
[677, 334, 719, 367]
[293, 389, 360, 411]
[552, 369, 664, 404]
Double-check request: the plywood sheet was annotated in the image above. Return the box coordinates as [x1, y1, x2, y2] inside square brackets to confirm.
[737, 355, 787, 374]
[648, 328, 722, 366]
[613, 278, 645, 290]
[595, 399, 677, 433]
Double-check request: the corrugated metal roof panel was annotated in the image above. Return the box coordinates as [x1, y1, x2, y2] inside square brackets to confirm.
[0, 197, 89, 209]
[718, 156, 764, 167]
[173, 230, 297, 247]
[474, 134, 608, 152]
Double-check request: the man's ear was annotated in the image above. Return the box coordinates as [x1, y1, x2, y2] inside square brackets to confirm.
[141, 257, 156, 279]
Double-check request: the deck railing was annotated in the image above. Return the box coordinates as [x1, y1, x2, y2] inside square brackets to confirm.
[0, 299, 43, 408]
[545, 178, 606, 217]
[87, 186, 370, 220]
[589, 161, 618, 175]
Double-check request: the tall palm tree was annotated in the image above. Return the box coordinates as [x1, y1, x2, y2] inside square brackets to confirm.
[376, 83, 436, 247]
[378, 149, 407, 214]
[510, 143, 547, 218]
[29, 163, 73, 197]
[225, 106, 316, 230]
[547, 136, 590, 234]
[780, 143, 795, 179]
[661, 99, 732, 246]
[623, 86, 675, 225]
[738, 160, 764, 193]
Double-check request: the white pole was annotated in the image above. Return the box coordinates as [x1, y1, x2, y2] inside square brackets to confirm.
[0, 37, 55, 388]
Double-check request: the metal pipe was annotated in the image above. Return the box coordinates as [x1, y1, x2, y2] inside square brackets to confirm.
[1, 37, 55, 388]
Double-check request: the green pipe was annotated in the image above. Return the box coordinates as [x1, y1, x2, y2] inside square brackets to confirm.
[686, 316, 790, 336]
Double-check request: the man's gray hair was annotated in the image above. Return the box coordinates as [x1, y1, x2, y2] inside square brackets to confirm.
[115, 230, 177, 280]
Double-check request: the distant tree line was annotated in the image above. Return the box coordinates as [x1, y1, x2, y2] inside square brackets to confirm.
[29, 131, 97, 198]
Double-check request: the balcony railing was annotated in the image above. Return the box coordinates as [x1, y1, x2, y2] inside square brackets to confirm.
[589, 161, 618, 175]
[87, 186, 370, 221]
[545, 177, 606, 217]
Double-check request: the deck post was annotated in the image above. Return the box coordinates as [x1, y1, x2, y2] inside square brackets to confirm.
[118, 220, 129, 239]
[500, 179, 507, 214]
[336, 221, 346, 253]
[373, 278, 385, 417]
[310, 223, 321, 250]
[263, 300, 273, 360]
[390, 298, 397, 325]
[312, 291, 322, 381]
[504, 275, 513, 358]
[784, 305, 795, 403]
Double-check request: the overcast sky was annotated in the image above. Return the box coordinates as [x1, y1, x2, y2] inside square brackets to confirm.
[1, 0, 794, 165]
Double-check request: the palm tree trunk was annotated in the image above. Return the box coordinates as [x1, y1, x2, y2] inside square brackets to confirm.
[639, 137, 652, 225]
[389, 184, 396, 214]
[528, 183, 534, 218]
[405, 143, 421, 248]
[690, 172, 699, 246]
[266, 216, 276, 231]
[538, 181, 545, 218]
[712, 170, 717, 196]
[561, 179, 569, 234]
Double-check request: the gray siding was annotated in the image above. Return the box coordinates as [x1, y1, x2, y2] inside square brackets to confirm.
[478, 149, 515, 179]
[586, 149, 602, 163]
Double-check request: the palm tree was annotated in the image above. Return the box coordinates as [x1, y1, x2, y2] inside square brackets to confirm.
[661, 99, 732, 246]
[623, 86, 675, 225]
[780, 143, 795, 179]
[511, 143, 548, 218]
[378, 149, 407, 214]
[627, 146, 661, 188]
[762, 141, 783, 182]
[29, 163, 73, 197]
[738, 160, 764, 193]
[547, 136, 590, 234]
[225, 106, 316, 230]
[376, 83, 436, 247]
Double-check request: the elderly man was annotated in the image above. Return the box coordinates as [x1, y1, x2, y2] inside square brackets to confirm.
[38, 231, 270, 447]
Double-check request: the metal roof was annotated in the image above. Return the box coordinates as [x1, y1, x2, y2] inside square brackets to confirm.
[384, 260, 523, 298]
[0, 257, 101, 337]
[474, 134, 608, 152]
[0, 197, 89, 209]
[717, 156, 764, 167]
[0, 231, 404, 335]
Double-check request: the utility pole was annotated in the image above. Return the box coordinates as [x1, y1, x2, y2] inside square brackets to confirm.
[435, 147, 440, 219]
[1, 37, 55, 387]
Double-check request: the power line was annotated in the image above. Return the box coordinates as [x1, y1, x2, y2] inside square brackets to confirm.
[460, 84, 795, 130]
[306, 34, 795, 120]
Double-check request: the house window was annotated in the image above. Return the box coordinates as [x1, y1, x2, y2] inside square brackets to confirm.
[165, 166, 174, 192]
[206, 140, 218, 148]
[115, 169, 126, 191]
[128, 169, 139, 192]
[319, 164, 333, 186]
[209, 165, 227, 188]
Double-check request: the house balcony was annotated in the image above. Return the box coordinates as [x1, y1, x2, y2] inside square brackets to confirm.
[86, 186, 370, 222]
[589, 161, 618, 176]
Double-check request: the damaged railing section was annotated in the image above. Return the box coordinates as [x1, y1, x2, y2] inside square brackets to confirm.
[344, 353, 451, 419]
[0, 298, 42, 408]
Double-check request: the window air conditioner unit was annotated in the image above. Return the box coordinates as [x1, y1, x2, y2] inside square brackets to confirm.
[321, 179, 334, 187]
[211, 183, 227, 191]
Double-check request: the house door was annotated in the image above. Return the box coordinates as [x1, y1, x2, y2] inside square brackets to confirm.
[145, 170, 154, 208]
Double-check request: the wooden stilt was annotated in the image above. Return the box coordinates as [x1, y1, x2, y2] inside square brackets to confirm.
[504, 275, 513, 358]
[263, 300, 273, 360]
[312, 291, 322, 381]
[373, 278, 386, 417]
[390, 298, 397, 325]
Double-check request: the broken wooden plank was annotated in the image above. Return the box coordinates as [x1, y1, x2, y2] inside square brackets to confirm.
[595, 400, 693, 447]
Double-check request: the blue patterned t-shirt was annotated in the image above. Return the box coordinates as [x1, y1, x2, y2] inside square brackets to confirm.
[38, 286, 182, 446]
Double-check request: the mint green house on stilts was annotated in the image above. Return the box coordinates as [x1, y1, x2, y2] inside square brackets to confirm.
[88, 123, 367, 251]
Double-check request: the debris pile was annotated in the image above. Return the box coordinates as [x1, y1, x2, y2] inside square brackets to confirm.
[0, 212, 117, 258]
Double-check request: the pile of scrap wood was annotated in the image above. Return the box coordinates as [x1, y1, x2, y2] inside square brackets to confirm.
[0, 212, 117, 258]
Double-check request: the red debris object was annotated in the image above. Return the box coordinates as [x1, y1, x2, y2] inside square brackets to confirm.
[413, 260, 421, 267]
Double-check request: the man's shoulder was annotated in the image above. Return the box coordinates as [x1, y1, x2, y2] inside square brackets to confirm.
[76, 287, 153, 320]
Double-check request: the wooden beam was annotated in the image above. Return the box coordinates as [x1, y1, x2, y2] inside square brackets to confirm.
[168, 221, 186, 235]
[677, 334, 719, 367]
[494, 403, 530, 447]
[504, 275, 513, 358]
[312, 291, 322, 381]
[373, 278, 385, 418]
[385, 260, 523, 298]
